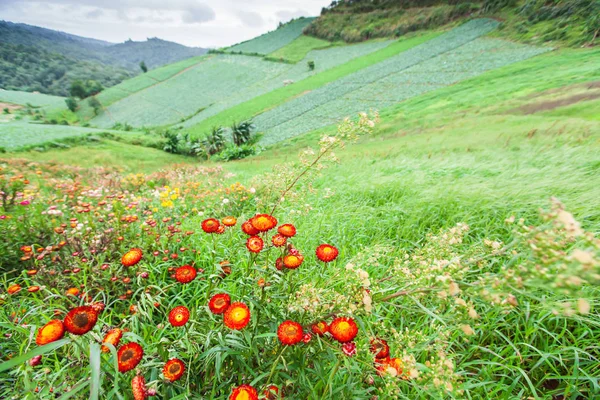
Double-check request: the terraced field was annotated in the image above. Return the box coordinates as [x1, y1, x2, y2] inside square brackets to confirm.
[228, 17, 315, 54]
[254, 19, 550, 145]
[0, 122, 119, 150]
[0, 90, 66, 109]
[91, 40, 394, 129]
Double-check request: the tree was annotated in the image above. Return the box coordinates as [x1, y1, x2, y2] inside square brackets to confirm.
[140, 61, 148, 73]
[70, 79, 87, 99]
[88, 97, 102, 116]
[307, 60, 315, 71]
[65, 97, 78, 112]
[202, 127, 226, 156]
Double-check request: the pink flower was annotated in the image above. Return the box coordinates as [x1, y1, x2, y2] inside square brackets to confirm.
[342, 342, 357, 357]
[302, 332, 312, 344]
[0, 215, 6, 220]
[20, 200, 30, 206]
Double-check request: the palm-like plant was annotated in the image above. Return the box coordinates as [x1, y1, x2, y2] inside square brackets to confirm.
[231, 120, 255, 147]
[202, 127, 226, 155]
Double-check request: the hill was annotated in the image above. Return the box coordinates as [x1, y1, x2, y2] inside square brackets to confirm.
[0, 21, 208, 96]
[306, 0, 599, 46]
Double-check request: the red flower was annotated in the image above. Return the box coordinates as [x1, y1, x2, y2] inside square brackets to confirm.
[283, 254, 303, 269]
[224, 302, 250, 330]
[241, 220, 259, 235]
[388, 357, 404, 376]
[102, 328, 123, 352]
[175, 265, 197, 284]
[302, 332, 312, 343]
[230, 384, 258, 400]
[64, 306, 98, 335]
[246, 236, 264, 253]
[263, 385, 282, 400]
[208, 293, 231, 314]
[277, 320, 303, 345]
[118, 342, 144, 372]
[132, 375, 148, 400]
[315, 244, 339, 263]
[342, 341, 357, 357]
[277, 224, 296, 238]
[271, 234, 287, 247]
[250, 214, 277, 232]
[163, 358, 185, 382]
[329, 317, 358, 343]
[216, 225, 226, 234]
[370, 338, 390, 359]
[36, 320, 65, 345]
[122, 248, 143, 267]
[311, 321, 329, 336]
[201, 218, 220, 233]
[168, 306, 190, 327]
[275, 257, 284, 270]
[8, 284, 22, 294]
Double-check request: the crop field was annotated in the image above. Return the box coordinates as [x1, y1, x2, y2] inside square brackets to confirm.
[90, 40, 394, 129]
[254, 19, 550, 145]
[0, 90, 66, 110]
[268, 35, 334, 63]
[0, 122, 118, 150]
[227, 17, 315, 55]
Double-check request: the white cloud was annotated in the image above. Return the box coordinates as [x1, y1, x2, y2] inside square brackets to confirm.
[0, 0, 330, 47]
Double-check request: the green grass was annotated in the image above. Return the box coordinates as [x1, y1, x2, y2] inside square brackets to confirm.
[268, 35, 335, 63]
[2, 139, 191, 172]
[184, 31, 440, 136]
[542, 98, 600, 121]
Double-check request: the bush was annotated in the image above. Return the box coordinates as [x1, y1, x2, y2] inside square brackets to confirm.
[213, 144, 260, 161]
[65, 97, 78, 112]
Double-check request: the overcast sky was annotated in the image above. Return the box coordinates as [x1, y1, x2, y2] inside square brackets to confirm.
[0, 0, 331, 48]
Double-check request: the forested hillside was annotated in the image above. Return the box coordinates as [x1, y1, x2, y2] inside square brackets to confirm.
[0, 21, 208, 96]
[306, 0, 599, 46]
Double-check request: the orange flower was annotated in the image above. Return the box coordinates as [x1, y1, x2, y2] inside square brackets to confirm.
[230, 384, 258, 400]
[277, 224, 296, 238]
[102, 328, 123, 352]
[375, 357, 391, 377]
[28, 286, 40, 293]
[66, 287, 80, 296]
[201, 218, 220, 233]
[277, 320, 303, 346]
[118, 342, 144, 373]
[263, 385, 281, 400]
[370, 338, 390, 359]
[132, 375, 148, 400]
[168, 306, 190, 327]
[329, 317, 358, 343]
[388, 358, 403, 376]
[271, 234, 287, 247]
[208, 293, 230, 314]
[222, 216, 237, 227]
[250, 214, 277, 232]
[311, 321, 329, 336]
[283, 254, 303, 269]
[246, 236, 264, 253]
[175, 265, 197, 284]
[163, 358, 185, 382]
[241, 220, 259, 235]
[315, 244, 339, 263]
[216, 225, 226, 234]
[122, 248, 143, 267]
[36, 320, 65, 345]
[224, 302, 250, 330]
[64, 306, 98, 335]
[7, 284, 21, 295]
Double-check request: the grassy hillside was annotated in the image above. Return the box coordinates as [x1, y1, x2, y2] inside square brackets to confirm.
[0, 90, 67, 109]
[227, 17, 316, 55]
[306, 0, 599, 46]
[268, 36, 334, 63]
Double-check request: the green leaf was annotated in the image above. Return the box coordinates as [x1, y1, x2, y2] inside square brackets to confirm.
[0, 338, 71, 373]
[89, 341, 101, 400]
[56, 379, 89, 400]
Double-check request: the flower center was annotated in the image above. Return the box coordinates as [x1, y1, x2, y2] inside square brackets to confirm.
[338, 321, 350, 331]
[215, 298, 226, 308]
[73, 313, 89, 328]
[285, 325, 298, 336]
[169, 363, 181, 374]
[121, 350, 133, 362]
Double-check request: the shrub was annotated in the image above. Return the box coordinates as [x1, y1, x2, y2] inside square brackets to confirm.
[213, 144, 260, 161]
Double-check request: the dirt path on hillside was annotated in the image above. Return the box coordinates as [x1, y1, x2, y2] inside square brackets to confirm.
[508, 81, 600, 115]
